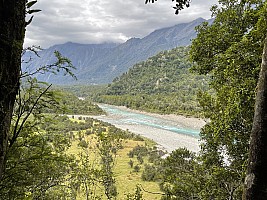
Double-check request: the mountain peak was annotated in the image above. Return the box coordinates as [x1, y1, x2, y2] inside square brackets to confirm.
[193, 17, 205, 22]
[23, 18, 208, 85]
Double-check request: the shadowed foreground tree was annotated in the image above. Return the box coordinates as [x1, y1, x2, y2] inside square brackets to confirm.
[0, 0, 27, 179]
[243, 33, 267, 199]
[146, 0, 267, 199]
[0, 0, 75, 180]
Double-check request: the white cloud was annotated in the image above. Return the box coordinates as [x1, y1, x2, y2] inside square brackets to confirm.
[24, 0, 218, 48]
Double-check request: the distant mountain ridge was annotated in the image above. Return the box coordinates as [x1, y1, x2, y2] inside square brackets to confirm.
[23, 18, 212, 84]
[94, 46, 210, 116]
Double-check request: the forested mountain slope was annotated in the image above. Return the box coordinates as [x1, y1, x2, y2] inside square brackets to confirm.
[23, 18, 212, 85]
[94, 46, 210, 116]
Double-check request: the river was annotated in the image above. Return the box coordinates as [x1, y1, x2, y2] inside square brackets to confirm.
[88, 104, 205, 153]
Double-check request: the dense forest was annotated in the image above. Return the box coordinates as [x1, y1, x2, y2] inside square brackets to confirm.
[45, 89, 105, 115]
[94, 47, 210, 117]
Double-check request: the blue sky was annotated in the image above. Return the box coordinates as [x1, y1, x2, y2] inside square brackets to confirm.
[25, 0, 218, 48]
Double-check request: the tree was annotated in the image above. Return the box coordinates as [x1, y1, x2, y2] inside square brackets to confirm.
[97, 131, 120, 199]
[0, 1, 75, 180]
[159, 148, 201, 200]
[189, 1, 267, 199]
[0, 0, 27, 179]
[0, 115, 77, 199]
[243, 9, 267, 198]
[146, 0, 267, 199]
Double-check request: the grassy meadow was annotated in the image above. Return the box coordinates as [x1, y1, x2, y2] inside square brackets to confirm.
[68, 118, 163, 200]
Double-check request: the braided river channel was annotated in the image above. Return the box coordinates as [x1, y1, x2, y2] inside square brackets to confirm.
[90, 104, 206, 153]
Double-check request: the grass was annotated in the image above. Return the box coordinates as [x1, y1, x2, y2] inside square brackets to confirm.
[114, 140, 162, 199]
[68, 127, 163, 199]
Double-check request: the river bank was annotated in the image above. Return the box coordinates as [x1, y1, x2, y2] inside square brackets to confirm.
[69, 104, 206, 153]
[112, 105, 206, 130]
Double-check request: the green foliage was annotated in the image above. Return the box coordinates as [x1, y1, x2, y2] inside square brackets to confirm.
[78, 139, 88, 148]
[186, 0, 267, 198]
[133, 165, 141, 173]
[128, 145, 149, 158]
[1, 109, 149, 199]
[159, 148, 201, 200]
[95, 46, 210, 117]
[137, 155, 144, 164]
[128, 159, 134, 168]
[96, 131, 121, 199]
[1, 60, 145, 199]
[125, 185, 144, 200]
[43, 89, 105, 115]
[0, 115, 77, 199]
[142, 164, 159, 182]
[55, 84, 107, 98]
[6, 0, 266, 198]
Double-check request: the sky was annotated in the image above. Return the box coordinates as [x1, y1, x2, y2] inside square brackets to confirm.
[25, 0, 218, 48]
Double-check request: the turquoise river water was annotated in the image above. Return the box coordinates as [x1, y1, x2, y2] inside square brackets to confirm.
[97, 104, 200, 138]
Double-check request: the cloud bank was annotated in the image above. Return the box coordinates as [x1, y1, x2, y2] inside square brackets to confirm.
[25, 0, 218, 48]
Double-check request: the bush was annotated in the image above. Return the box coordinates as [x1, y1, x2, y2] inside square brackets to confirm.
[142, 164, 158, 181]
[128, 150, 134, 158]
[148, 151, 161, 163]
[128, 159, 134, 168]
[137, 155, 144, 164]
[78, 140, 88, 148]
[133, 165, 141, 172]
[132, 145, 149, 157]
[85, 130, 92, 135]
[125, 185, 144, 200]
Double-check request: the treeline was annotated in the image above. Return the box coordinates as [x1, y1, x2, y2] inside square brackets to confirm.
[55, 84, 106, 98]
[93, 46, 210, 117]
[43, 89, 105, 115]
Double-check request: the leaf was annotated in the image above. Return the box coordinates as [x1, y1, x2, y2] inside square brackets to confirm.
[26, 15, 34, 26]
[145, 0, 157, 4]
[27, 9, 42, 14]
[26, 0, 38, 9]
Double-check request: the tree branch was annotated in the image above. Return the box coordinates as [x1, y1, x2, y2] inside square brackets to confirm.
[9, 84, 52, 148]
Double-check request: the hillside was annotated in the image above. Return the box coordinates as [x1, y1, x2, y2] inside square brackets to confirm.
[94, 46, 210, 117]
[22, 18, 212, 85]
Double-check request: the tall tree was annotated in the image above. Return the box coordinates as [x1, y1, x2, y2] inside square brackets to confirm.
[243, 19, 267, 200]
[0, 0, 26, 179]
[0, 0, 74, 180]
[146, 0, 267, 199]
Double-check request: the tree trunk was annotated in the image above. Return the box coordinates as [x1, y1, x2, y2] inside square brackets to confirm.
[243, 35, 267, 199]
[0, 0, 26, 179]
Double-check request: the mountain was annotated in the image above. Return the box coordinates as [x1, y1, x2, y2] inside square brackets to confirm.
[93, 46, 210, 117]
[23, 18, 212, 85]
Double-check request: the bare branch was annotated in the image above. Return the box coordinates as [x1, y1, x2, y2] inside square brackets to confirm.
[9, 84, 52, 148]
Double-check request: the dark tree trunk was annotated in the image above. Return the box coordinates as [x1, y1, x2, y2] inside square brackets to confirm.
[243, 35, 267, 199]
[0, 0, 26, 179]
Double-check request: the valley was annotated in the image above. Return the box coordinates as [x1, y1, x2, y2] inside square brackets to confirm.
[69, 103, 206, 153]
[2, 1, 262, 197]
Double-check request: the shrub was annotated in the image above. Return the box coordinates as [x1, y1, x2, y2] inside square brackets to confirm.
[78, 140, 88, 148]
[128, 150, 134, 158]
[128, 159, 134, 168]
[133, 165, 141, 172]
[142, 164, 158, 181]
[137, 155, 144, 164]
